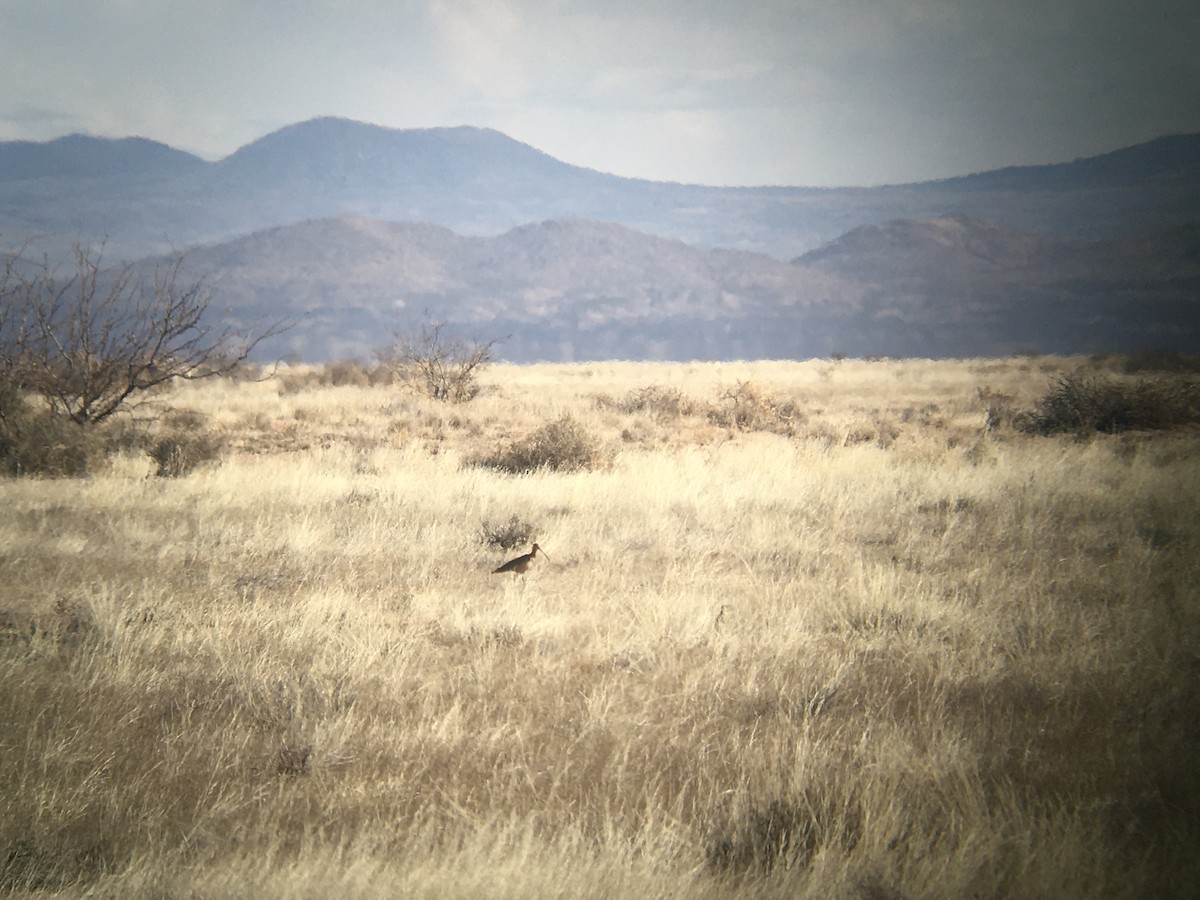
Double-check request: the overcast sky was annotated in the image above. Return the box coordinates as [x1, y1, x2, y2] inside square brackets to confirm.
[2, 0, 1198, 187]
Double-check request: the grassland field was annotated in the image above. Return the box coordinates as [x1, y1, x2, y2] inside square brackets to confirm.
[2, 355, 1198, 898]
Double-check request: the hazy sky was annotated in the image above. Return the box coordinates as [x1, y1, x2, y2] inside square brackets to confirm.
[2, 0, 1198, 187]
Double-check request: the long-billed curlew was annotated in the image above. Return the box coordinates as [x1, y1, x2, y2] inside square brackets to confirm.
[493, 543, 548, 575]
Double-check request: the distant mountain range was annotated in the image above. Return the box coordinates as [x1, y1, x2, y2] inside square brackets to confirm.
[3, 117, 1199, 262]
[2, 118, 1199, 361]
[161, 213, 1200, 362]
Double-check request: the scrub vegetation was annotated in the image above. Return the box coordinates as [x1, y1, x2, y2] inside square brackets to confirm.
[2, 354, 1197, 898]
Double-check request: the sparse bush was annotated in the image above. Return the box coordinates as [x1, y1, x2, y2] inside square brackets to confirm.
[898, 402, 943, 428]
[149, 430, 224, 477]
[708, 380, 801, 434]
[321, 360, 372, 387]
[279, 362, 382, 394]
[479, 514, 538, 551]
[0, 403, 96, 477]
[1, 371, 150, 476]
[380, 322, 500, 403]
[0, 408, 153, 478]
[276, 369, 322, 395]
[600, 385, 699, 419]
[471, 414, 603, 474]
[1015, 371, 1200, 435]
[871, 417, 901, 448]
[976, 385, 1018, 431]
[366, 364, 398, 387]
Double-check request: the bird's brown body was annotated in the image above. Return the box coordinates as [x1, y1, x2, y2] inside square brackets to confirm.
[493, 543, 547, 575]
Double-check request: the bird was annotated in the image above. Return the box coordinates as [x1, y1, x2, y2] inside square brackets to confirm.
[493, 543, 548, 575]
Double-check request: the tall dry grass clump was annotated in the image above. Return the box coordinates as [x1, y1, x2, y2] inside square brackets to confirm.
[1, 355, 1197, 898]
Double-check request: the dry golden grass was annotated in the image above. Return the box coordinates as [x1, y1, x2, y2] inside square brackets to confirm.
[2, 356, 1198, 898]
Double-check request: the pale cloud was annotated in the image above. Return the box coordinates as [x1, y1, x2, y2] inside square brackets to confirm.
[655, 109, 723, 158]
[427, 0, 529, 99]
[588, 61, 775, 111]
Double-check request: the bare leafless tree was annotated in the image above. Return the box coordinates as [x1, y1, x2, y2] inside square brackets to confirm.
[1, 242, 286, 424]
[381, 321, 502, 402]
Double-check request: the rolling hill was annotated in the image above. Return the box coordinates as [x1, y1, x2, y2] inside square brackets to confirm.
[162, 214, 1200, 362]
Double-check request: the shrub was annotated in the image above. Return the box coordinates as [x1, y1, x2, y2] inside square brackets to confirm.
[2, 365, 173, 476]
[976, 385, 1018, 431]
[472, 414, 603, 474]
[0, 405, 96, 477]
[602, 385, 699, 419]
[380, 322, 500, 403]
[321, 360, 372, 387]
[1016, 372, 1200, 435]
[149, 430, 225, 477]
[708, 381, 801, 434]
[276, 369, 322, 395]
[1, 372, 116, 476]
[479, 514, 538, 551]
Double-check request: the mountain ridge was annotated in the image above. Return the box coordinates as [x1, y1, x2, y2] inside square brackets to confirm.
[9, 118, 1198, 189]
[214, 118, 581, 186]
[160, 212, 1199, 362]
[3, 118, 1197, 262]
[0, 133, 206, 183]
[920, 133, 1200, 191]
